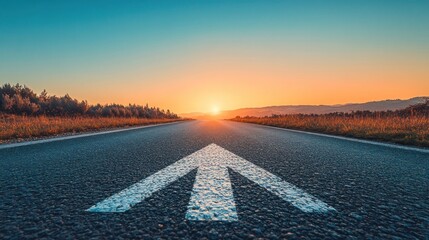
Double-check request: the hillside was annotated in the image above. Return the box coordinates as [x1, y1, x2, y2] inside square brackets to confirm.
[182, 97, 428, 119]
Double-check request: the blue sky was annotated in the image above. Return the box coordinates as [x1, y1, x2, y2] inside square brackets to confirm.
[1, 0, 428, 112]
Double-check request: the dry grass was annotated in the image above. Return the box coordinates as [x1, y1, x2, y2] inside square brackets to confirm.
[231, 115, 429, 147]
[0, 114, 183, 143]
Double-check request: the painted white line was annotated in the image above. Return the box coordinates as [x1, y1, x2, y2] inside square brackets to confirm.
[228, 156, 335, 213]
[238, 122, 429, 154]
[186, 165, 238, 221]
[185, 144, 239, 221]
[87, 154, 198, 212]
[0, 121, 181, 150]
[87, 143, 335, 220]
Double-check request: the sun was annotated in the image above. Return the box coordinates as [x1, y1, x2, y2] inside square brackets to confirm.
[211, 106, 220, 115]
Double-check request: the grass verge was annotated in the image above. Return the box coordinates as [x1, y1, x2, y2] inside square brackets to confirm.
[230, 115, 429, 147]
[0, 114, 184, 143]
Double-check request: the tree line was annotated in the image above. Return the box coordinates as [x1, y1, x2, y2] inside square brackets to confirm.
[0, 83, 179, 119]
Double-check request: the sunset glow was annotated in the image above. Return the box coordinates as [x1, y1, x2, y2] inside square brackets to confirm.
[211, 106, 220, 115]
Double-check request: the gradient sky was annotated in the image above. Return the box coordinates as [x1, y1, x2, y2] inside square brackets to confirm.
[1, 0, 428, 113]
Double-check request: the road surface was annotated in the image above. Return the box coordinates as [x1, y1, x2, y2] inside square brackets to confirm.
[1, 120, 428, 239]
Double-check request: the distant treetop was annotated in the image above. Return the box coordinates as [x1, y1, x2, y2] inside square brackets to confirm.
[0, 83, 179, 119]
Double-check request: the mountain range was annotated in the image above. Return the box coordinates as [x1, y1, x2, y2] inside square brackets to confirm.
[180, 97, 428, 119]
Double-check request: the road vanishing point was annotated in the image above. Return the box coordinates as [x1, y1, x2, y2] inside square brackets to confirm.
[1, 120, 428, 239]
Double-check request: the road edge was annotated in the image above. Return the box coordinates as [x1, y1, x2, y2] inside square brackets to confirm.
[233, 121, 429, 154]
[0, 121, 185, 150]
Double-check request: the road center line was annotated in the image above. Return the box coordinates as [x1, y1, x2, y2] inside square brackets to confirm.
[186, 165, 238, 221]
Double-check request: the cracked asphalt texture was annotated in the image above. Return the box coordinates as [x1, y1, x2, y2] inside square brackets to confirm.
[1, 120, 428, 239]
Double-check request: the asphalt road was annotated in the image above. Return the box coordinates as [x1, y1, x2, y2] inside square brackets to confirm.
[1, 120, 428, 239]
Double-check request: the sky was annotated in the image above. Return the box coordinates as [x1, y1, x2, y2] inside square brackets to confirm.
[0, 0, 428, 114]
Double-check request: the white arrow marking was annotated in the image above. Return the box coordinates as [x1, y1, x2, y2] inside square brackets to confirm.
[86, 151, 198, 212]
[87, 144, 335, 221]
[186, 165, 238, 221]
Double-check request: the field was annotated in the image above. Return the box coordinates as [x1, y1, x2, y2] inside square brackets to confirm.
[231, 115, 429, 147]
[0, 114, 183, 143]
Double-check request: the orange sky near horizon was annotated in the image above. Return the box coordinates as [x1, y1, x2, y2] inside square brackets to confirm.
[36, 42, 428, 114]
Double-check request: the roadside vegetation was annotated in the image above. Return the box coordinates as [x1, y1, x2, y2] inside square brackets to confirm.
[0, 83, 182, 143]
[0, 115, 179, 143]
[231, 100, 429, 147]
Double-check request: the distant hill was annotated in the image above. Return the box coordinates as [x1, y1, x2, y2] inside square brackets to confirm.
[179, 112, 206, 119]
[181, 97, 428, 119]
